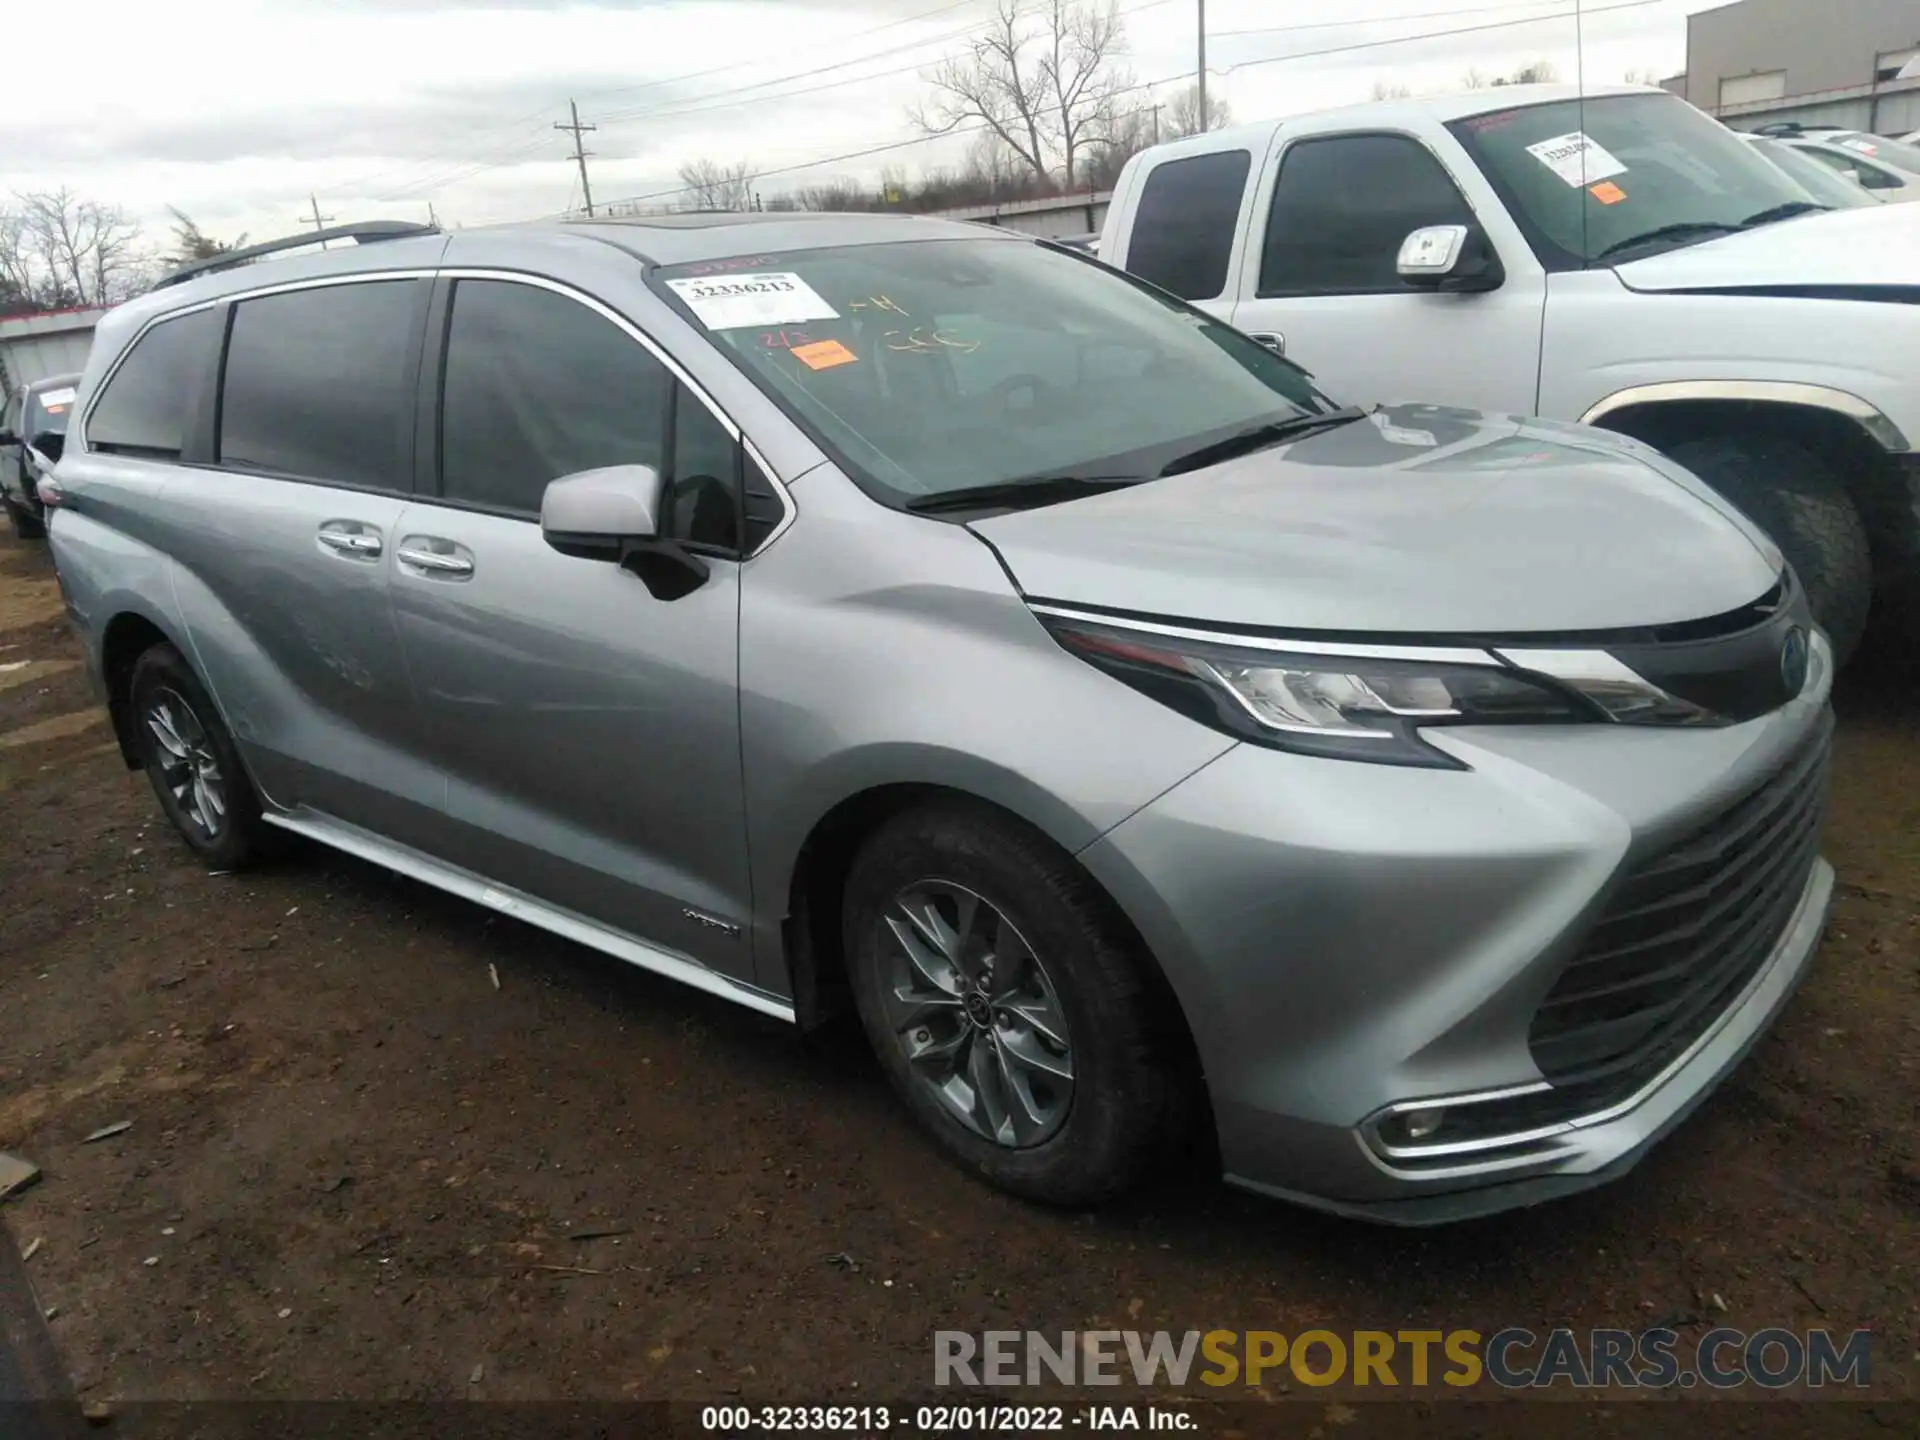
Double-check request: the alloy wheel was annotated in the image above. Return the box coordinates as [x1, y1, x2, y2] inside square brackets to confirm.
[878, 881, 1074, 1148]
[144, 689, 227, 840]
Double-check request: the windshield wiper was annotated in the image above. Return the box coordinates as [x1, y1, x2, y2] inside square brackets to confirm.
[1592, 220, 1744, 263]
[1739, 199, 1830, 228]
[904, 474, 1148, 515]
[1157, 405, 1370, 477]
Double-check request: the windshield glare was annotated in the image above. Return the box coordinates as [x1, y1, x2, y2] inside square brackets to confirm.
[652, 239, 1324, 504]
[1449, 92, 1819, 265]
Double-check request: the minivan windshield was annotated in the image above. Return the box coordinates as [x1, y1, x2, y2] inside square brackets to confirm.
[1449, 92, 1824, 266]
[651, 238, 1331, 507]
[24, 383, 76, 439]
[1813, 129, 1920, 175]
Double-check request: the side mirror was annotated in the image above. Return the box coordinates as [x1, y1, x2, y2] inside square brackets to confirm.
[1396, 224, 1505, 294]
[28, 431, 63, 462]
[539, 463, 709, 601]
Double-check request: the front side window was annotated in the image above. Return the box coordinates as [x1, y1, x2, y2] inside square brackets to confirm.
[1124, 149, 1252, 301]
[1799, 145, 1905, 191]
[1449, 92, 1820, 267]
[220, 281, 423, 488]
[439, 279, 671, 517]
[1747, 139, 1878, 208]
[88, 308, 222, 458]
[652, 238, 1328, 507]
[1259, 133, 1474, 296]
[1815, 131, 1920, 176]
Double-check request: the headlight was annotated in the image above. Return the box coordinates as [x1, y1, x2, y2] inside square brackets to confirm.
[1037, 611, 1721, 768]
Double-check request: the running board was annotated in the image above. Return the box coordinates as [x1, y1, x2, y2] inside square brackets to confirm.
[261, 809, 796, 1023]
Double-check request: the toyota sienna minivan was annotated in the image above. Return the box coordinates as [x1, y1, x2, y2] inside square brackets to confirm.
[45, 214, 1834, 1223]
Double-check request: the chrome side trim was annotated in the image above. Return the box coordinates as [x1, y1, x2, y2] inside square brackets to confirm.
[1579, 380, 1909, 453]
[1358, 858, 1832, 1174]
[1027, 604, 1500, 666]
[261, 807, 796, 1024]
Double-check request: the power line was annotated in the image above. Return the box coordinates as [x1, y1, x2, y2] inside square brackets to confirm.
[556, 100, 598, 218]
[1213, 0, 1587, 40]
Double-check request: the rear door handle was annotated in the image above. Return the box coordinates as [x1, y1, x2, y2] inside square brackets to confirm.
[396, 543, 475, 579]
[1248, 331, 1287, 356]
[316, 522, 382, 559]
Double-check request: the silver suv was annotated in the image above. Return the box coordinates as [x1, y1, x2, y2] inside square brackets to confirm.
[47, 213, 1834, 1223]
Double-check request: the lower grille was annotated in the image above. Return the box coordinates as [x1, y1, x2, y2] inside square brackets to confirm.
[1528, 713, 1832, 1100]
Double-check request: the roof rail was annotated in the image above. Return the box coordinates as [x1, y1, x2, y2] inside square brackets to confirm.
[152, 221, 442, 292]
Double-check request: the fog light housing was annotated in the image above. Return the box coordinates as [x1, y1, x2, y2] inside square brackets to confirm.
[1400, 1107, 1447, 1142]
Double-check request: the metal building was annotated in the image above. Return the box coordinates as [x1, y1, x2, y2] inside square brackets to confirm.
[1662, 0, 1920, 134]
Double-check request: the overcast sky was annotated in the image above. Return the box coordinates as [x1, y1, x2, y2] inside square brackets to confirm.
[6, 0, 1728, 248]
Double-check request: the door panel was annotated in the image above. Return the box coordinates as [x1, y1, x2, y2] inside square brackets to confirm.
[387, 504, 752, 978]
[1231, 126, 1546, 414]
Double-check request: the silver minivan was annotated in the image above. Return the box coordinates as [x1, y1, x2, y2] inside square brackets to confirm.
[47, 214, 1834, 1223]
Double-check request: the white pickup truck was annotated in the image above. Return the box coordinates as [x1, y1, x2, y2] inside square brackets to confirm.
[1099, 82, 1920, 664]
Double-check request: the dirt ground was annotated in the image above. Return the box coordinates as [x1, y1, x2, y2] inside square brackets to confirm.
[0, 527, 1915, 1427]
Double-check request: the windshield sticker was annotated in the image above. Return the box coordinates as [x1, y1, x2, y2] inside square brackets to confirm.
[665, 272, 839, 330]
[1370, 413, 1437, 448]
[1839, 137, 1879, 155]
[791, 339, 858, 371]
[1589, 180, 1627, 204]
[1524, 131, 1627, 188]
[36, 387, 76, 410]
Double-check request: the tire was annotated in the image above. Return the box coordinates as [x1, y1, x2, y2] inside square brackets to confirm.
[4, 494, 43, 541]
[127, 643, 272, 869]
[1664, 434, 1873, 668]
[842, 801, 1189, 1205]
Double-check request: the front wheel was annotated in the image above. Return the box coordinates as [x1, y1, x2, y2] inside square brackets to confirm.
[128, 643, 273, 869]
[842, 802, 1189, 1205]
[1663, 434, 1872, 668]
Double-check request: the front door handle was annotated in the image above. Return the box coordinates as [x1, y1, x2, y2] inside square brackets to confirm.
[1248, 330, 1287, 356]
[396, 545, 475, 579]
[316, 523, 382, 559]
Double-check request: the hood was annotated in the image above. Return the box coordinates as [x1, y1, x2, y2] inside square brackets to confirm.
[1616, 203, 1919, 293]
[970, 406, 1778, 636]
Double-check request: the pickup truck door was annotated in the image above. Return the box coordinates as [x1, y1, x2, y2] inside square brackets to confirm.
[1228, 121, 1547, 415]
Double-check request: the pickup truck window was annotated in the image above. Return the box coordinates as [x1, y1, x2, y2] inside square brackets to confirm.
[1258, 133, 1474, 297]
[1448, 91, 1814, 268]
[1125, 149, 1251, 301]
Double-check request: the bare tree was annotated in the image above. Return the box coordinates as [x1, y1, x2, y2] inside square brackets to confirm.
[1621, 66, 1663, 86]
[676, 159, 755, 212]
[1465, 58, 1559, 89]
[1371, 79, 1415, 101]
[165, 208, 247, 268]
[912, 0, 1134, 189]
[0, 207, 37, 312]
[17, 189, 146, 305]
[1164, 83, 1231, 138]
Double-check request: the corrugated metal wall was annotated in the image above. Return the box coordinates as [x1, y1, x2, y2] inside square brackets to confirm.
[0, 310, 106, 397]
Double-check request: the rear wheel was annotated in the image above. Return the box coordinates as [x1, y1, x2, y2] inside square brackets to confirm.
[842, 801, 1189, 1205]
[4, 493, 43, 540]
[128, 643, 272, 869]
[1664, 434, 1872, 668]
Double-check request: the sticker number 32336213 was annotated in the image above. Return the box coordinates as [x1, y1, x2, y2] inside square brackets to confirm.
[664, 272, 840, 330]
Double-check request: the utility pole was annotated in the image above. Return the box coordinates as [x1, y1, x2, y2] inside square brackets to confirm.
[1196, 0, 1207, 134]
[556, 100, 598, 218]
[1150, 102, 1163, 145]
[428, 202, 440, 228]
[305, 194, 335, 249]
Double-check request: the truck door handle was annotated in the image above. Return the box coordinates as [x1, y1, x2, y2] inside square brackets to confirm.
[396, 545, 475, 578]
[1248, 331, 1287, 356]
[316, 524, 382, 559]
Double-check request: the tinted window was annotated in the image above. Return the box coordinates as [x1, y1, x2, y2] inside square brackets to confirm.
[1124, 150, 1251, 300]
[26, 383, 77, 438]
[88, 308, 221, 457]
[440, 280, 672, 515]
[1260, 134, 1474, 295]
[220, 281, 421, 487]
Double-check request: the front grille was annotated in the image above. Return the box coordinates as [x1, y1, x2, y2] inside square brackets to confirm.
[1528, 714, 1832, 1099]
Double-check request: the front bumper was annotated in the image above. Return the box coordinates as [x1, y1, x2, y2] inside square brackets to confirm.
[1077, 647, 1835, 1223]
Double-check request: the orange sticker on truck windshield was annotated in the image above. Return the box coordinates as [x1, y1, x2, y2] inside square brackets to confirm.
[1590, 181, 1627, 204]
[792, 339, 857, 370]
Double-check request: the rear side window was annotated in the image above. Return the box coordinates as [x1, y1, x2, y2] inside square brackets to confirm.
[88, 308, 221, 457]
[1124, 149, 1251, 301]
[1259, 134, 1474, 296]
[220, 282, 422, 487]
[439, 279, 672, 516]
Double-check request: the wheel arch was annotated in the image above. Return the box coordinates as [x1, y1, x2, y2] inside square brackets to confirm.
[777, 778, 1207, 1106]
[100, 609, 182, 770]
[1582, 388, 1915, 575]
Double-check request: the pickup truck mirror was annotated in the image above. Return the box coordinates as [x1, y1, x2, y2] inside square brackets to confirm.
[1396, 224, 1505, 294]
